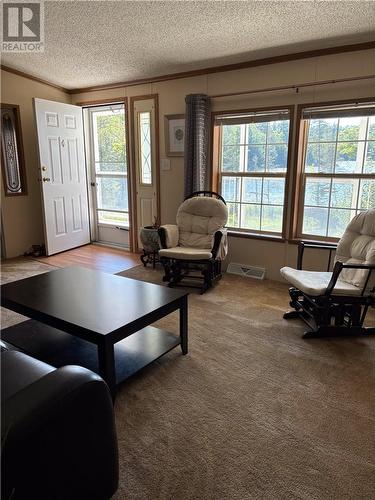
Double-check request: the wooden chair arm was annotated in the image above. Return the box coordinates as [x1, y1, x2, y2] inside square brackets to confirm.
[297, 241, 337, 271]
[325, 262, 375, 297]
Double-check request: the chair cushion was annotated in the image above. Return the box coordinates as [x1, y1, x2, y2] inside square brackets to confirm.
[280, 267, 362, 297]
[176, 197, 228, 249]
[335, 209, 375, 291]
[159, 247, 212, 260]
[160, 224, 179, 248]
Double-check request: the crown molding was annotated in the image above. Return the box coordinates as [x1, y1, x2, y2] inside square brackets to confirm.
[2, 41, 375, 95]
[1, 64, 69, 93]
[68, 41, 375, 94]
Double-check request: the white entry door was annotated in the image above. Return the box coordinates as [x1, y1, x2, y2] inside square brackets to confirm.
[133, 97, 159, 249]
[34, 98, 90, 255]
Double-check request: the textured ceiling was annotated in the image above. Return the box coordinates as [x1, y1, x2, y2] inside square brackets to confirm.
[2, 0, 375, 90]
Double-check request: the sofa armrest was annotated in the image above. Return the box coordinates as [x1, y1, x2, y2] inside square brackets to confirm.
[158, 224, 179, 249]
[2, 365, 118, 500]
[212, 228, 228, 260]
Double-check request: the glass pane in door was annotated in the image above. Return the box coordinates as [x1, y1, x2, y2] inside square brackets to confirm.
[91, 105, 129, 227]
[96, 177, 128, 211]
[139, 111, 152, 185]
[93, 109, 126, 166]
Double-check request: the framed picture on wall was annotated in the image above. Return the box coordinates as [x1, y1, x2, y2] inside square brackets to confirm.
[1, 103, 27, 196]
[165, 114, 185, 156]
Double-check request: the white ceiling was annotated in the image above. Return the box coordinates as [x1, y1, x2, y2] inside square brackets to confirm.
[2, 0, 375, 90]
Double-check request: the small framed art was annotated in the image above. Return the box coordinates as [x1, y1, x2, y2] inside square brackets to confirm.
[165, 114, 185, 156]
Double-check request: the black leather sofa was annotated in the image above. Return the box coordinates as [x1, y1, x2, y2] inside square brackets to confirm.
[1, 342, 119, 500]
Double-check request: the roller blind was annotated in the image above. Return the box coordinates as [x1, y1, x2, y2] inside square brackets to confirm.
[302, 102, 375, 120]
[215, 109, 290, 126]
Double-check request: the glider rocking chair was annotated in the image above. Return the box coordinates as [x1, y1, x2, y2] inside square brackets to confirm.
[158, 191, 228, 293]
[281, 209, 375, 338]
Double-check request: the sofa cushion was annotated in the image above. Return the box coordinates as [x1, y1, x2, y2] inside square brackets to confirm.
[1, 350, 54, 401]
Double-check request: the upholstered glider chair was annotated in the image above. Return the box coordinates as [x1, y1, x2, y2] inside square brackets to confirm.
[280, 209, 375, 338]
[158, 191, 228, 293]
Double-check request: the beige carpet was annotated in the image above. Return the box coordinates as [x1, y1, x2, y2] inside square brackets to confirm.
[2, 260, 375, 499]
[113, 265, 375, 500]
[1, 258, 58, 328]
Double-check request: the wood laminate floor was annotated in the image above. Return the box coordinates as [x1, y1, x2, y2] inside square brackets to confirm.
[33, 244, 140, 274]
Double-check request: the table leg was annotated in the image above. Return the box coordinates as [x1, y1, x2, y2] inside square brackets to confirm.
[98, 341, 117, 401]
[180, 295, 188, 355]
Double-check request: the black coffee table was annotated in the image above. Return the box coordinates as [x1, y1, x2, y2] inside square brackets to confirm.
[1, 267, 188, 397]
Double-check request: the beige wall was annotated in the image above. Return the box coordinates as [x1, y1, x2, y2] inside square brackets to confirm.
[72, 48, 375, 280]
[1, 49, 374, 278]
[1, 70, 71, 258]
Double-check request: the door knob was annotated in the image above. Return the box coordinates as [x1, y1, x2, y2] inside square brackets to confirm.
[90, 182, 97, 187]
[42, 177, 51, 182]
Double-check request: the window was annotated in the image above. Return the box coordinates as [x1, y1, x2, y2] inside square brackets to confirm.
[1, 104, 27, 196]
[90, 104, 129, 227]
[138, 111, 152, 185]
[215, 109, 291, 236]
[298, 103, 375, 240]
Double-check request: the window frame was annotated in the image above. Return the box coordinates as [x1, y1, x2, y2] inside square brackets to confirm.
[212, 104, 295, 241]
[291, 98, 375, 243]
[129, 94, 160, 253]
